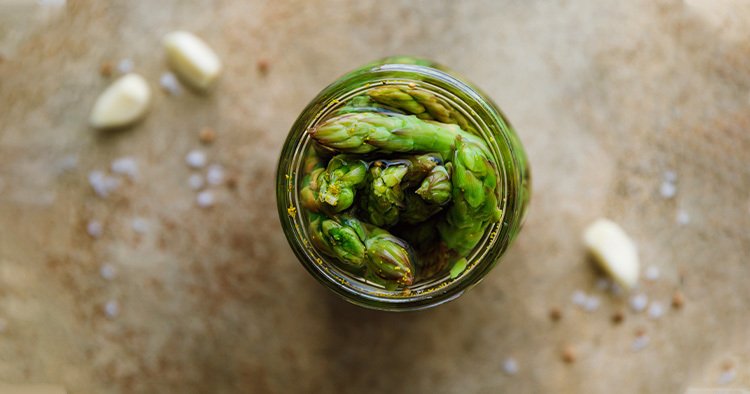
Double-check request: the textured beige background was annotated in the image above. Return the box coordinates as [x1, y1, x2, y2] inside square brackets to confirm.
[1, 0, 749, 393]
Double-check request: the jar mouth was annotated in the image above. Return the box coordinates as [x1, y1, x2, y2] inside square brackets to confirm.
[277, 61, 526, 311]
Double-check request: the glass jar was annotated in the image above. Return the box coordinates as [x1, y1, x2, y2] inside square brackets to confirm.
[276, 57, 530, 311]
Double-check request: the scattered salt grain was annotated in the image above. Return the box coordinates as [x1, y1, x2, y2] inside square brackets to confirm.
[87, 220, 103, 238]
[188, 173, 205, 190]
[160, 72, 182, 95]
[502, 357, 519, 375]
[571, 290, 587, 306]
[131, 217, 148, 234]
[206, 164, 225, 185]
[117, 58, 134, 74]
[659, 181, 676, 199]
[663, 170, 677, 183]
[630, 294, 648, 312]
[718, 369, 736, 385]
[185, 150, 207, 169]
[104, 300, 119, 319]
[644, 265, 660, 281]
[111, 156, 139, 179]
[100, 264, 116, 280]
[648, 302, 665, 319]
[632, 334, 650, 351]
[610, 283, 624, 296]
[583, 296, 600, 312]
[196, 190, 215, 207]
[88, 170, 120, 197]
[676, 210, 690, 225]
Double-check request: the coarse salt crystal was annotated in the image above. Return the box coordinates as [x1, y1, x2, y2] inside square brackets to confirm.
[648, 302, 664, 319]
[104, 300, 119, 318]
[596, 278, 611, 291]
[188, 173, 205, 190]
[676, 210, 690, 225]
[160, 72, 182, 95]
[206, 164, 225, 185]
[644, 265, 660, 281]
[630, 294, 648, 312]
[718, 369, 736, 385]
[100, 264, 116, 280]
[571, 290, 587, 306]
[87, 220, 103, 238]
[111, 156, 139, 179]
[117, 58, 134, 74]
[663, 170, 677, 183]
[659, 181, 676, 199]
[583, 296, 600, 312]
[185, 150, 207, 169]
[196, 190, 215, 207]
[502, 357, 519, 375]
[131, 217, 148, 234]
[632, 335, 650, 351]
[88, 170, 120, 197]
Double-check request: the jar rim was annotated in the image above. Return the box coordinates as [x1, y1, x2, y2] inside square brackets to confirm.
[276, 58, 529, 311]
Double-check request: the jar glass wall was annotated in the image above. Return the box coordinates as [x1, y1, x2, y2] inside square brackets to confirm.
[276, 57, 530, 311]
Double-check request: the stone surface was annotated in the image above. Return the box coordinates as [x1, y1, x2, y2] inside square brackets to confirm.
[0, 0, 749, 393]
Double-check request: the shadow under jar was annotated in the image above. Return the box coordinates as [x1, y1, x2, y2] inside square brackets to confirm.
[276, 57, 530, 311]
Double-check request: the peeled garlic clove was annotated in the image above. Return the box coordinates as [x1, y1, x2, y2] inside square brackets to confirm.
[163, 31, 222, 91]
[89, 73, 151, 129]
[583, 218, 639, 289]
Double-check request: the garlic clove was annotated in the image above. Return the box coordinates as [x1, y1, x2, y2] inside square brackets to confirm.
[163, 31, 222, 91]
[90, 73, 151, 129]
[583, 218, 640, 289]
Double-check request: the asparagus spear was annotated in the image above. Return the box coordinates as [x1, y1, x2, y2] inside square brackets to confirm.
[438, 136, 503, 255]
[300, 168, 325, 212]
[359, 163, 408, 227]
[401, 193, 443, 224]
[316, 155, 368, 212]
[416, 164, 452, 205]
[335, 95, 404, 116]
[308, 213, 416, 286]
[364, 227, 415, 286]
[309, 112, 488, 159]
[366, 86, 429, 117]
[308, 214, 366, 269]
[367, 86, 474, 133]
[399, 153, 442, 188]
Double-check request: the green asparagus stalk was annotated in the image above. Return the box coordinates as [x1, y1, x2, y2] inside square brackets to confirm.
[359, 163, 408, 227]
[309, 112, 488, 159]
[307, 213, 366, 269]
[367, 86, 474, 133]
[416, 164, 452, 205]
[399, 153, 442, 188]
[317, 155, 368, 212]
[335, 95, 404, 116]
[300, 167, 325, 212]
[438, 136, 502, 255]
[364, 227, 415, 286]
[400, 193, 443, 224]
[308, 213, 416, 287]
[366, 86, 430, 117]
